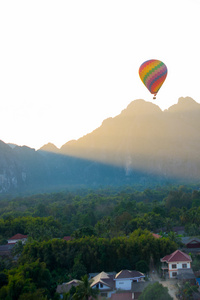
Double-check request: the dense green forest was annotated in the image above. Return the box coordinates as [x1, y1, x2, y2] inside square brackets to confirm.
[0, 184, 200, 299]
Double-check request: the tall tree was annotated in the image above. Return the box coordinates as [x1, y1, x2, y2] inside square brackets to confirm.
[73, 275, 98, 300]
[138, 282, 173, 300]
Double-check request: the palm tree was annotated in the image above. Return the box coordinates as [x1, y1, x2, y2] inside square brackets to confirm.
[73, 275, 99, 300]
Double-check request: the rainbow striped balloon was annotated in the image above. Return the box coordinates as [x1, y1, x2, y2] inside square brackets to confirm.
[139, 59, 167, 97]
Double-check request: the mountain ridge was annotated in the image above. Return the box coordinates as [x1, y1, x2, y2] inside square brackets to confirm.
[42, 97, 199, 151]
[57, 97, 200, 180]
[0, 97, 200, 194]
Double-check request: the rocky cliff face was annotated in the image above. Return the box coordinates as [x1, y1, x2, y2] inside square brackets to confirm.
[0, 141, 160, 194]
[0, 142, 49, 193]
[0, 97, 200, 194]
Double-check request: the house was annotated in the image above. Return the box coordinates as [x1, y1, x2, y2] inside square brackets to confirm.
[56, 279, 82, 298]
[161, 249, 192, 279]
[7, 233, 28, 244]
[182, 237, 200, 249]
[90, 271, 116, 298]
[90, 270, 145, 298]
[114, 270, 145, 290]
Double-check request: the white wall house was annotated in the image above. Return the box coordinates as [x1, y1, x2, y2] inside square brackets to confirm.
[90, 269, 145, 298]
[90, 271, 116, 298]
[161, 249, 192, 279]
[115, 278, 133, 290]
[7, 233, 28, 244]
[114, 270, 145, 290]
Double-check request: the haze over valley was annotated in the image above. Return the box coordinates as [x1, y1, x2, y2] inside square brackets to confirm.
[0, 97, 200, 194]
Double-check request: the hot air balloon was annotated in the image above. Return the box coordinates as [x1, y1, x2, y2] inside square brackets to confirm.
[139, 59, 167, 99]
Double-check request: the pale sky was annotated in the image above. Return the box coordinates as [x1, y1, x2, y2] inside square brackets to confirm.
[0, 0, 199, 150]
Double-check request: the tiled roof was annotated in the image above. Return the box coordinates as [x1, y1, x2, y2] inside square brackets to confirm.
[115, 270, 144, 279]
[176, 269, 195, 280]
[56, 279, 82, 293]
[8, 234, 28, 240]
[161, 250, 192, 263]
[152, 233, 161, 239]
[90, 271, 115, 289]
[181, 237, 200, 245]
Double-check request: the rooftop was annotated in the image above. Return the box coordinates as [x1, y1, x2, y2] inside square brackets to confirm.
[151, 233, 161, 239]
[56, 279, 82, 293]
[90, 271, 115, 289]
[176, 269, 195, 280]
[161, 250, 192, 263]
[8, 233, 28, 240]
[181, 237, 200, 245]
[115, 270, 144, 280]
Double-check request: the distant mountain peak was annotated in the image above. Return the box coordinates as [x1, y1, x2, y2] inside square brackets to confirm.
[59, 96, 200, 181]
[178, 96, 197, 105]
[121, 99, 162, 116]
[166, 97, 200, 112]
[40, 143, 59, 153]
[7, 143, 18, 149]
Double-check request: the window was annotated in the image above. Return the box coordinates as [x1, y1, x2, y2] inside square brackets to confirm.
[182, 264, 187, 268]
[172, 272, 177, 277]
[100, 283, 103, 288]
[172, 264, 177, 269]
[96, 284, 99, 288]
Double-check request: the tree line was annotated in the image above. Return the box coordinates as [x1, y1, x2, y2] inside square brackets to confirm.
[0, 184, 200, 299]
[0, 185, 200, 242]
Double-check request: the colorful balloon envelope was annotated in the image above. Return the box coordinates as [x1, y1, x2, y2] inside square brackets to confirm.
[139, 59, 167, 99]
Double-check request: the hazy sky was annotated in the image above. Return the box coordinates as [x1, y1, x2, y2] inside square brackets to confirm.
[0, 0, 199, 149]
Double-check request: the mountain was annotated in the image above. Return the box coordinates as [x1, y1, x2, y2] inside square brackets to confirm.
[0, 140, 154, 194]
[40, 143, 59, 153]
[0, 97, 200, 194]
[60, 97, 200, 180]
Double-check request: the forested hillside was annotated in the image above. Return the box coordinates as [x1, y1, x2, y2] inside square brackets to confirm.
[0, 185, 200, 298]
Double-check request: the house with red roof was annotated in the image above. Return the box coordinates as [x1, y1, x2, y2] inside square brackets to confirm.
[63, 236, 72, 242]
[151, 233, 161, 239]
[161, 249, 192, 279]
[7, 233, 28, 244]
